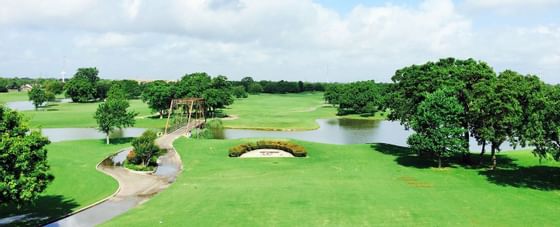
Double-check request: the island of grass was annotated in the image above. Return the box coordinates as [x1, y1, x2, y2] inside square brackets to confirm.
[0, 139, 130, 226]
[104, 138, 560, 226]
[222, 92, 386, 131]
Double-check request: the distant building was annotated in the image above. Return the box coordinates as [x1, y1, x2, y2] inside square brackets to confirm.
[20, 84, 33, 92]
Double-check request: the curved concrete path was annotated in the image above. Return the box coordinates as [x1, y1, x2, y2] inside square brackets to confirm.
[45, 121, 203, 227]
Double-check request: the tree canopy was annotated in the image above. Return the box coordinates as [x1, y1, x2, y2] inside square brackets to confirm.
[94, 85, 137, 144]
[407, 88, 466, 168]
[65, 67, 100, 102]
[0, 106, 53, 204]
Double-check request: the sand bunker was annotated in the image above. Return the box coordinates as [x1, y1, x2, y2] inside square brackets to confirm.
[240, 149, 294, 158]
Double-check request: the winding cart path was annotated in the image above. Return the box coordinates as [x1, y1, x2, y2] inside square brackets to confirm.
[45, 121, 204, 227]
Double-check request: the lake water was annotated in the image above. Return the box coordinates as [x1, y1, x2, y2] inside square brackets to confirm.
[6, 98, 72, 111]
[215, 118, 519, 151]
[41, 128, 147, 142]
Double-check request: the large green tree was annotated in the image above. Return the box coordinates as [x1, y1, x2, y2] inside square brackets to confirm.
[389, 58, 495, 162]
[65, 68, 100, 102]
[471, 70, 524, 169]
[94, 86, 137, 144]
[28, 86, 48, 110]
[176, 73, 234, 116]
[0, 106, 53, 204]
[407, 88, 466, 168]
[141, 81, 176, 118]
[527, 84, 560, 161]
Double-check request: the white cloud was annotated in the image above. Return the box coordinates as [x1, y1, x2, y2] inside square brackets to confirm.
[464, 0, 560, 13]
[0, 0, 558, 83]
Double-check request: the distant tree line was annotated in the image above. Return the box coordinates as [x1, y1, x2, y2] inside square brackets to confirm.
[324, 81, 390, 116]
[233, 77, 325, 94]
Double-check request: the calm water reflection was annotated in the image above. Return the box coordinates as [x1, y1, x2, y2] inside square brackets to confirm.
[217, 119, 518, 151]
[6, 98, 71, 111]
[42, 128, 146, 142]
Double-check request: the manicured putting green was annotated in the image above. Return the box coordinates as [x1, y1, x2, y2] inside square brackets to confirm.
[0, 139, 130, 226]
[105, 138, 560, 226]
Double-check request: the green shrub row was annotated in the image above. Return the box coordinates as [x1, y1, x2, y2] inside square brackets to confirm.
[229, 140, 307, 157]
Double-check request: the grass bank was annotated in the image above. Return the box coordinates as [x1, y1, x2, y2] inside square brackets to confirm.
[0, 139, 130, 226]
[22, 100, 166, 129]
[223, 93, 384, 131]
[105, 138, 560, 226]
[0, 91, 28, 104]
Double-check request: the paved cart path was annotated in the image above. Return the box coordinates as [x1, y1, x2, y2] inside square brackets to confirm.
[45, 121, 204, 227]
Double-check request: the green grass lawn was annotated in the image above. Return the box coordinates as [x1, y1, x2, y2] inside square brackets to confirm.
[223, 93, 384, 130]
[22, 100, 166, 129]
[0, 91, 28, 104]
[0, 139, 130, 226]
[105, 138, 560, 226]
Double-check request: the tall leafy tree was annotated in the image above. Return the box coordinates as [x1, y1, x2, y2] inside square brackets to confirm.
[94, 85, 137, 144]
[65, 67, 100, 102]
[141, 81, 176, 118]
[471, 70, 523, 169]
[44, 80, 64, 95]
[0, 106, 53, 204]
[407, 88, 466, 168]
[240, 76, 254, 90]
[28, 86, 48, 110]
[389, 58, 495, 162]
[528, 84, 560, 161]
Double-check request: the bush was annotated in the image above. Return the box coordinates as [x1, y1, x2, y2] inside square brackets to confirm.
[191, 119, 224, 139]
[127, 130, 162, 167]
[228, 140, 307, 157]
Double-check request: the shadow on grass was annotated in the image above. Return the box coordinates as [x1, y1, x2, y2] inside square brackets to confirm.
[372, 143, 560, 191]
[479, 166, 560, 191]
[0, 195, 79, 226]
[371, 143, 517, 170]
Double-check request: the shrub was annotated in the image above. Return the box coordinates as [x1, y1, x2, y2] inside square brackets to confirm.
[128, 130, 162, 166]
[228, 140, 307, 157]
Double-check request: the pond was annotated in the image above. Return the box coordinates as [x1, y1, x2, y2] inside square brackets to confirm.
[41, 128, 147, 142]
[214, 118, 519, 151]
[6, 98, 72, 111]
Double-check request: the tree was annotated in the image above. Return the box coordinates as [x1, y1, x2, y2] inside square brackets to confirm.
[527, 84, 560, 161]
[65, 68, 100, 102]
[232, 85, 248, 98]
[471, 70, 523, 169]
[247, 83, 263, 94]
[389, 58, 495, 163]
[337, 81, 381, 115]
[95, 80, 113, 100]
[0, 78, 8, 92]
[407, 88, 466, 168]
[116, 80, 141, 99]
[44, 80, 64, 95]
[94, 86, 137, 144]
[28, 86, 48, 110]
[240, 76, 254, 90]
[141, 81, 176, 118]
[0, 106, 53, 204]
[176, 73, 234, 116]
[130, 130, 161, 166]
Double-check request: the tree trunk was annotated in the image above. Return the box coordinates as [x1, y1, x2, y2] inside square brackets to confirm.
[106, 134, 110, 144]
[462, 130, 471, 163]
[438, 155, 442, 168]
[159, 110, 163, 119]
[479, 141, 486, 165]
[490, 143, 497, 170]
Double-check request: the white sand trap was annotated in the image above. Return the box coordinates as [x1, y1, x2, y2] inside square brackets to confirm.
[240, 149, 294, 158]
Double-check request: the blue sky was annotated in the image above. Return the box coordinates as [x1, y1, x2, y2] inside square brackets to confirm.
[0, 0, 559, 83]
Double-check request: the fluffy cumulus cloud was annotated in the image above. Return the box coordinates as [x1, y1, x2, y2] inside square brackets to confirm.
[0, 0, 558, 83]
